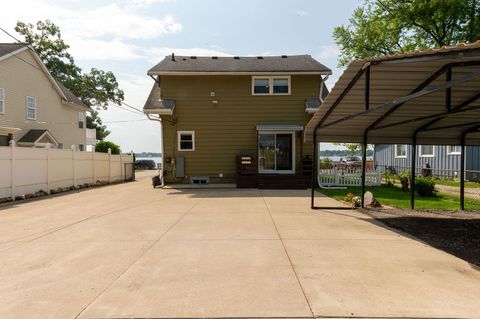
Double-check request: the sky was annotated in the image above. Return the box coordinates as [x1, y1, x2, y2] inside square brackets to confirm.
[0, 0, 363, 152]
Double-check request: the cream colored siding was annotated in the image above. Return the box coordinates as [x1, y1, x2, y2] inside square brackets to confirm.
[0, 49, 86, 149]
[160, 75, 318, 183]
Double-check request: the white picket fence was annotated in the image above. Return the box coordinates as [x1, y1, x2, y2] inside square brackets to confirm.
[318, 168, 381, 187]
[0, 142, 134, 200]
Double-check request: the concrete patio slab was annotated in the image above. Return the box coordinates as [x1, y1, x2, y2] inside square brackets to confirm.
[0, 171, 479, 319]
[78, 240, 312, 319]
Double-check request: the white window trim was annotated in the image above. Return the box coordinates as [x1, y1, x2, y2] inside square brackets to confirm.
[26, 96, 36, 120]
[78, 112, 85, 129]
[252, 76, 291, 96]
[394, 144, 407, 158]
[419, 145, 435, 157]
[447, 145, 461, 155]
[177, 130, 195, 151]
[258, 130, 296, 174]
[0, 88, 4, 114]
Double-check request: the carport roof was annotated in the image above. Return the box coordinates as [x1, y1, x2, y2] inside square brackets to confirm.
[305, 41, 480, 146]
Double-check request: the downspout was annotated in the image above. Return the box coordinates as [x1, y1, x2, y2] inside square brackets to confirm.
[146, 112, 165, 188]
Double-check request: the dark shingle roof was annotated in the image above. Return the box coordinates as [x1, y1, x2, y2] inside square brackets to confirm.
[0, 43, 27, 58]
[55, 80, 89, 109]
[148, 55, 331, 74]
[18, 129, 49, 143]
[143, 84, 175, 111]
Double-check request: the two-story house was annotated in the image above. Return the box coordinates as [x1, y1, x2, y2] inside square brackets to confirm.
[144, 54, 330, 188]
[0, 43, 90, 150]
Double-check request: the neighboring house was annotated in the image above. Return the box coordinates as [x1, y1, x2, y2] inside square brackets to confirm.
[144, 54, 331, 188]
[374, 144, 480, 181]
[0, 43, 91, 150]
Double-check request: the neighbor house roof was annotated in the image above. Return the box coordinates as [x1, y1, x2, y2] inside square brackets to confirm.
[18, 129, 58, 145]
[0, 43, 89, 111]
[304, 41, 480, 146]
[0, 43, 27, 58]
[55, 80, 89, 109]
[148, 55, 331, 75]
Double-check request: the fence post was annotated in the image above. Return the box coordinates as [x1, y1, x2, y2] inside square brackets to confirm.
[92, 151, 96, 185]
[71, 145, 76, 188]
[108, 148, 112, 184]
[46, 144, 51, 194]
[10, 140, 15, 200]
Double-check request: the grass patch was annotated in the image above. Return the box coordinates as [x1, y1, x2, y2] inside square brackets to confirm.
[432, 178, 480, 188]
[318, 185, 480, 211]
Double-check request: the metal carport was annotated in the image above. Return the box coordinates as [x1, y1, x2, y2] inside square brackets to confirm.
[305, 41, 480, 210]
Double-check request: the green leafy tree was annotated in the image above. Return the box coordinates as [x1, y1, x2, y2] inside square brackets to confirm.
[334, 0, 480, 66]
[95, 140, 121, 155]
[15, 20, 125, 139]
[333, 143, 361, 156]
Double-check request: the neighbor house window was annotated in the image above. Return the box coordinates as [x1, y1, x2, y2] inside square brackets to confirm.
[78, 144, 84, 151]
[78, 112, 85, 129]
[252, 76, 291, 95]
[258, 132, 295, 174]
[394, 144, 407, 158]
[447, 145, 461, 155]
[419, 145, 434, 157]
[0, 88, 4, 114]
[58, 143, 64, 150]
[177, 131, 195, 151]
[26, 96, 36, 120]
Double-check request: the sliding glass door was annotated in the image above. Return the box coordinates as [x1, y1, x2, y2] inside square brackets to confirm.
[258, 132, 295, 174]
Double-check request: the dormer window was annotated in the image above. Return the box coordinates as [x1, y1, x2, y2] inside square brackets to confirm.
[252, 76, 291, 95]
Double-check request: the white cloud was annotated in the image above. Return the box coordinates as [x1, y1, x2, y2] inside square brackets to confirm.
[296, 10, 309, 16]
[247, 51, 272, 57]
[125, 0, 174, 8]
[146, 47, 232, 63]
[68, 38, 144, 61]
[316, 44, 340, 60]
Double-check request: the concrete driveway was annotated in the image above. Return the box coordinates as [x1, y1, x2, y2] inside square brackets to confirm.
[0, 172, 479, 319]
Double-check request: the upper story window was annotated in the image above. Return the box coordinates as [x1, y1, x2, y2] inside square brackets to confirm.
[394, 144, 407, 158]
[252, 76, 291, 95]
[447, 145, 461, 155]
[419, 145, 434, 157]
[178, 131, 195, 151]
[26, 96, 36, 120]
[78, 112, 85, 129]
[0, 88, 4, 114]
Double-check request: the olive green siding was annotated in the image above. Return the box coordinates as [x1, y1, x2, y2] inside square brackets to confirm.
[159, 75, 318, 183]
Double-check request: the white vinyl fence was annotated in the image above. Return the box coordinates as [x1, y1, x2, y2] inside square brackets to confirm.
[318, 168, 382, 187]
[0, 142, 134, 200]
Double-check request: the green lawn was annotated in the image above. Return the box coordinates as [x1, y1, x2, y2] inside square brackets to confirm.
[318, 185, 480, 211]
[432, 178, 480, 188]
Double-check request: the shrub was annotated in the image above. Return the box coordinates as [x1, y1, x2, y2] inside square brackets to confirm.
[95, 140, 120, 154]
[319, 157, 333, 169]
[351, 196, 361, 207]
[399, 171, 410, 192]
[415, 177, 436, 197]
[344, 192, 355, 202]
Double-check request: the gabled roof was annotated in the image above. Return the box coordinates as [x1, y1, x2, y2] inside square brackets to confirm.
[148, 55, 331, 75]
[18, 129, 58, 145]
[0, 43, 89, 111]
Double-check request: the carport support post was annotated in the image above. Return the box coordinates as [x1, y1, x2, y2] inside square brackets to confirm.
[460, 134, 466, 211]
[361, 137, 367, 208]
[410, 141, 417, 209]
[311, 126, 318, 209]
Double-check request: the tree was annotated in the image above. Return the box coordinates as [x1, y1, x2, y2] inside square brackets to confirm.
[333, 0, 480, 66]
[333, 143, 361, 156]
[95, 140, 121, 155]
[15, 20, 125, 140]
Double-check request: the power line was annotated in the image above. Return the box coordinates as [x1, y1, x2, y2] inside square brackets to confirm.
[110, 103, 144, 115]
[121, 101, 144, 113]
[0, 26, 22, 42]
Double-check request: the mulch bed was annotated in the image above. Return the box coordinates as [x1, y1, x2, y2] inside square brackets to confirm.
[359, 207, 480, 269]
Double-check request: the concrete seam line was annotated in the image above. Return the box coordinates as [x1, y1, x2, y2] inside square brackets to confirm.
[0, 191, 176, 254]
[73, 195, 204, 319]
[259, 190, 315, 319]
